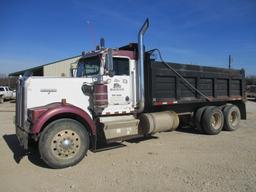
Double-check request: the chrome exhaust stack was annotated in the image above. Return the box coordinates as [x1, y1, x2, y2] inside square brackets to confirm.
[137, 18, 149, 113]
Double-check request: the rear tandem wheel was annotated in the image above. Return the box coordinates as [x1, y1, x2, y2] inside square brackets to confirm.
[201, 107, 224, 135]
[223, 104, 241, 131]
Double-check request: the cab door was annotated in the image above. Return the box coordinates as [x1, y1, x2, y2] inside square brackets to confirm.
[103, 57, 134, 114]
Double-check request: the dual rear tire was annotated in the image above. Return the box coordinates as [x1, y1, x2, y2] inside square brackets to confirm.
[195, 104, 241, 135]
[202, 107, 224, 135]
[223, 105, 241, 131]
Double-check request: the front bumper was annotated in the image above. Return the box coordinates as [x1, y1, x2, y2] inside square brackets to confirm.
[16, 121, 30, 150]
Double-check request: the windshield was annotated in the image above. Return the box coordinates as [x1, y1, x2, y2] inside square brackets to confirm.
[77, 56, 100, 77]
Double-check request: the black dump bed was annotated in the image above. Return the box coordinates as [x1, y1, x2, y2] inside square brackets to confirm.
[144, 58, 246, 113]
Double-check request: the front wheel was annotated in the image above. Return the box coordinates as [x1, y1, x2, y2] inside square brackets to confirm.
[39, 118, 89, 169]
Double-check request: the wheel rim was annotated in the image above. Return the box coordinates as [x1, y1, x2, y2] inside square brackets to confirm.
[51, 129, 81, 159]
[211, 112, 221, 130]
[229, 111, 238, 126]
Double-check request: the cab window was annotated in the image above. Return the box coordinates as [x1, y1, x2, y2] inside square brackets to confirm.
[113, 58, 129, 75]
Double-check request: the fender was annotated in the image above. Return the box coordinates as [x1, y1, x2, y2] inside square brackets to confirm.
[30, 102, 96, 135]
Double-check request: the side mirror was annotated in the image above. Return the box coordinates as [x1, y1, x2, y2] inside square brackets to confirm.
[81, 82, 93, 95]
[105, 49, 114, 74]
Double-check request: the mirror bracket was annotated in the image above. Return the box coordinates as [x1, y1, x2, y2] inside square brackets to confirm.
[105, 49, 114, 75]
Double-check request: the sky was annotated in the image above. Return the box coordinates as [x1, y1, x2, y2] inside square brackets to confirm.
[0, 0, 256, 75]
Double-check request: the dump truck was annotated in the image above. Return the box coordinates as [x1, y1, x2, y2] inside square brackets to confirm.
[15, 19, 246, 168]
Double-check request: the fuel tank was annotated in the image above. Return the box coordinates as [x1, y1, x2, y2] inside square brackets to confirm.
[139, 111, 179, 135]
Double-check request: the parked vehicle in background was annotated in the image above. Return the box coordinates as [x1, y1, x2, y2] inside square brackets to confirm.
[15, 19, 246, 168]
[11, 89, 16, 100]
[0, 86, 15, 103]
[246, 85, 256, 100]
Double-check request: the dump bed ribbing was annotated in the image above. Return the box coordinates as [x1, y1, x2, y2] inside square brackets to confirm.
[144, 59, 246, 115]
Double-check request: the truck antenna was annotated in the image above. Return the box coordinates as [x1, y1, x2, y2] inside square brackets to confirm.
[86, 20, 97, 49]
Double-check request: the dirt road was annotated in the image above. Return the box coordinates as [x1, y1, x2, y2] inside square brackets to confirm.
[0, 101, 256, 192]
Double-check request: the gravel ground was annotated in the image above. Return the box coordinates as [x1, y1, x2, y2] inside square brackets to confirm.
[0, 101, 255, 192]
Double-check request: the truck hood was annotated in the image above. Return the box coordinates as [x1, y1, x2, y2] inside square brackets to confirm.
[25, 77, 92, 117]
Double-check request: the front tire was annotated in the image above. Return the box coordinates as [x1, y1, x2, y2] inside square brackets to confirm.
[39, 118, 89, 169]
[202, 107, 224, 135]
